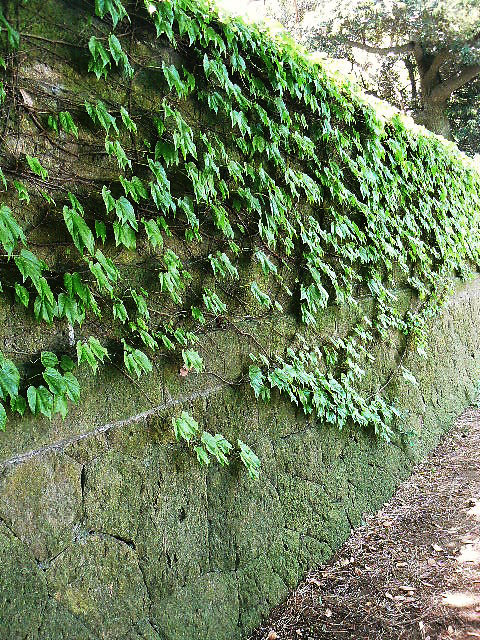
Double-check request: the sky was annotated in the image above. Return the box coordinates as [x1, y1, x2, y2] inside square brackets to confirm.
[214, 0, 268, 21]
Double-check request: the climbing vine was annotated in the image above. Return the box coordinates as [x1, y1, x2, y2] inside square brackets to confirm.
[0, 0, 480, 478]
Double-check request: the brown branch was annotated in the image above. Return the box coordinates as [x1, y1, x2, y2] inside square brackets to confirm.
[293, 0, 299, 23]
[413, 43, 428, 73]
[19, 32, 86, 49]
[429, 64, 480, 102]
[344, 40, 415, 56]
[422, 50, 451, 88]
[404, 57, 417, 102]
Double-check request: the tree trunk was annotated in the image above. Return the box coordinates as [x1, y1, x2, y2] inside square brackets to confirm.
[414, 100, 451, 139]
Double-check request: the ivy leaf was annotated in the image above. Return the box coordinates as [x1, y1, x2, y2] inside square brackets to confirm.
[172, 410, 200, 443]
[68, 192, 84, 214]
[88, 337, 108, 362]
[191, 306, 205, 324]
[238, 440, 261, 480]
[148, 160, 176, 212]
[88, 37, 111, 79]
[108, 34, 134, 77]
[120, 106, 137, 133]
[120, 176, 148, 202]
[85, 100, 118, 135]
[209, 251, 238, 279]
[131, 289, 149, 319]
[26, 155, 48, 181]
[94, 0, 128, 27]
[27, 385, 53, 418]
[63, 372, 80, 403]
[60, 355, 75, 372]
[53, 394, 68, 419]
[101, 186, 116, 213]
[63, 206, 95, 255]
[14, 249, 47, 291]
[155, 140, 178, 166]
[13, 180, 30, 203]
[115, 196, 137, 230]
[40, 351, 59, 368]
[250, 281, 272, 307]
[0, 204, 26, 256]
[201, 431, 232, 466]
[123, 343, 152, 378]
[182, 349, 203, 373]
[14, 283, 29, 307]
[255, 250, 277, 276]
[113, 221, 136, 250]
[58, 111, 78, 138]
[95, 249, 119, 282]
[249, 365, 264, 399]
[48, 114, 59, 133]
[162, 61, 189, 98]
[178, 196, 198, 231]
[76, 341, 95, 371]
[203, 288, 226, 315]
[11, 395, 26, 417]
[95, 220, 107, 244]
[0, 403, 6, 431]
[0, 352, 20, 401]
[113, 299, 128, 323]
[64, 272, 96, 314]
[105, 138, 131, 171]
[43, 367, 67, 396]
[142, 218, 163, 250]
[76, 338, 108, 373]
[58, 293, 84, 326]
[34, 295, 57, 324]
[194, 445, 210, 466]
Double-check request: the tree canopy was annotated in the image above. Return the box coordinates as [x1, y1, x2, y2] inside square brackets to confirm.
[257, 0, 480, 147]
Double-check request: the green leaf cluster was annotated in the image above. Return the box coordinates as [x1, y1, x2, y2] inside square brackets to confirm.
[2, 0, 480, 477]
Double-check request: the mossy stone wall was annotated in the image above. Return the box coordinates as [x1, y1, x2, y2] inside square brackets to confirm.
[1, 2, 480, 637]
[1, 276, 480, 640]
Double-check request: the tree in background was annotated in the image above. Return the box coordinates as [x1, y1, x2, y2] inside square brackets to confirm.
[255, 0, 480, 150]
[447, 76, 480, 154]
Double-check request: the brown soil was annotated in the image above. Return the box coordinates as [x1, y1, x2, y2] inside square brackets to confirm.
[247, 408, 480, 640]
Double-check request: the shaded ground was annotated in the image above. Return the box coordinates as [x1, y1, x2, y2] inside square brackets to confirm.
[247, 408, 480, 640]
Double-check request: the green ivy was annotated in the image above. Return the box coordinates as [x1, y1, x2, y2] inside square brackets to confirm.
[1, 0, 480, 478]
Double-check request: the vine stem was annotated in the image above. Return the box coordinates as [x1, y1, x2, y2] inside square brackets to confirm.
[0, 384, 228, 471]
[18, 32, 86, 48]
[108, 362, 155, 405]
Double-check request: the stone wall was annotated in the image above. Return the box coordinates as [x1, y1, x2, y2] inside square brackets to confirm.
[1, 2, 480, 637]
[1, 276, 480, 640]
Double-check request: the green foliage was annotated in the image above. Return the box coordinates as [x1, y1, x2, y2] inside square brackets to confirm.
[108, 34, 134, 77]
[2, 0, 480, 481]
[182, 349, 203, 372]
[59, 111, 78, 138]
[63, 203, 95, 256]
[123, 342, 152, 378]
[95, 0, 128, 27]
[238, 439, 261, 480]
[0, 9, 19, 49]
[0, 351, 20, 413]
[88, 37, 111, 79]
[76, 337, 108, 373]
[0, 205, 25, 257]
[261, 0, 480, 143]
[26, 155, 48, 180]
[172, 410, 257, 476]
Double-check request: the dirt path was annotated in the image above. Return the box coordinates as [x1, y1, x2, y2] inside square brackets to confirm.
[247, 408, 480, 640]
